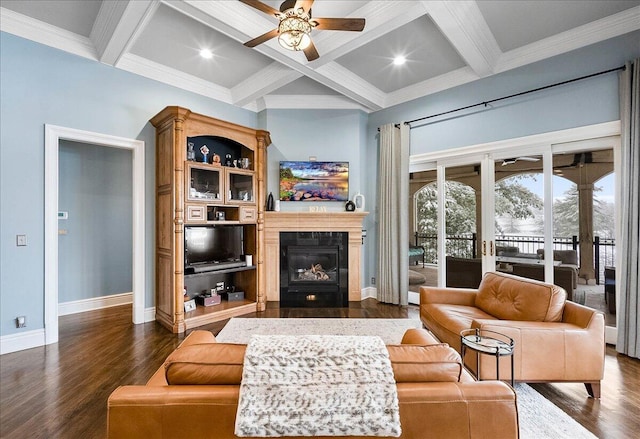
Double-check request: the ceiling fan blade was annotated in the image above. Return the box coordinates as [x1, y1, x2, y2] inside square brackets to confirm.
[295, 0, 314, 13]
[313, 17, 365, 31]
[303, 40, 319, 62]
[244, 28, 279, 48]
[239, 0, 280, 17]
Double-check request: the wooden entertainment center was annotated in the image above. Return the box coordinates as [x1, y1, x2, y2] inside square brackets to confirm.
[151, 106, 271, 333]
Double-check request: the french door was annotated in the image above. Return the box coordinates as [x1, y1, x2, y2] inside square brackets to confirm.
[410, 124, 620, 342]
[433, 154, 557, 287]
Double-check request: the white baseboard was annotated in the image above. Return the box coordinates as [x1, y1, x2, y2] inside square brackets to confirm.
[361, 288, 420, 305]
[58, 292, 132, 316]
[605, 325, 617, 346]
[361, 286, 377, 300]
[144, 307, 156, 322]
[0, 329, 46, 355]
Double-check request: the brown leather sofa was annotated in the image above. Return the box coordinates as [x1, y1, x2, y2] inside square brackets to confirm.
[421, 271, 605, 398]
[108, 329, 518, 438]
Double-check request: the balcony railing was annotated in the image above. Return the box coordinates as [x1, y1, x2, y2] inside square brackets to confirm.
[414, 232, 615, 284]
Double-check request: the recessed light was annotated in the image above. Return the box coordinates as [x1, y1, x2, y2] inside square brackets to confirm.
[393, 55, 406, 66]
[199, 48, 213, 59]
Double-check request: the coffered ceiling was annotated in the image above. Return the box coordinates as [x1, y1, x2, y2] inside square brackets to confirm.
[1, 1, 638, 112]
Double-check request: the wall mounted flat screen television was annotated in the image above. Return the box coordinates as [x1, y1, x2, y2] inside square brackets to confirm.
[279, 161, 349, 201]
[184, 225, 243, 270]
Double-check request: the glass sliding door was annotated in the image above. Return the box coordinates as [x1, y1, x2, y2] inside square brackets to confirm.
[410, 168, 439, 295]
[552, 146, 617, 327]
[441, 161, 484, 288]
[493, 153, 550, 286]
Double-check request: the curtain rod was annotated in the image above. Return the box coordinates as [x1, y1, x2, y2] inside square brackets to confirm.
[377, 65, 625, 132]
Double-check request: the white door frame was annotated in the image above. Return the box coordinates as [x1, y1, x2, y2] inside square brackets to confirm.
[44, 125, 145, 345]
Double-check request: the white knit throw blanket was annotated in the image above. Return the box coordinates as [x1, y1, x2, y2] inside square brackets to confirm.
[235, 335, 401, 437]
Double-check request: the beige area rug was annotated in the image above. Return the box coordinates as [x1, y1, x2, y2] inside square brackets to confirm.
[216, 318, 422, 345]
[217, 318, 597, 439]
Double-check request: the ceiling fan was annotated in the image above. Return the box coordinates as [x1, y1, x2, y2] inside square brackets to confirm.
[501, 156, 540, 166]
[240, 0, 366, 61]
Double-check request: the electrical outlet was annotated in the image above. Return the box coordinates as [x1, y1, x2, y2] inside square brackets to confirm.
[16, 316, 26, 328]
[16, 235, 27, 246]
[371, 277, 376, 285]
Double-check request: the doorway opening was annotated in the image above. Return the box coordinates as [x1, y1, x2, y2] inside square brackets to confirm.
[44, 125, 145, 346]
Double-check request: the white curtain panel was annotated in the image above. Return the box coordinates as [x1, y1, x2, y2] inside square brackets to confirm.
[617, 58, 640, 359]
[377, 123, 410, 305]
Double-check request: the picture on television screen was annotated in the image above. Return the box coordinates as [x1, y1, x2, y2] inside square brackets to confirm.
[279, 161, 349, 201]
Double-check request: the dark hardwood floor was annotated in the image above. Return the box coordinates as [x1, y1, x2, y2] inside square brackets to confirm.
[1, 300, 638, 438]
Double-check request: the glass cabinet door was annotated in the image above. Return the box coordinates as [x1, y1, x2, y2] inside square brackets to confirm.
[226, 170, 255, 203]
[186, 163, 222, 202]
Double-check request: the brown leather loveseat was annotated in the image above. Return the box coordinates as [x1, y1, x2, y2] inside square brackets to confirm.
[421, 271, 605, 398]
[108, 329, 518, 438]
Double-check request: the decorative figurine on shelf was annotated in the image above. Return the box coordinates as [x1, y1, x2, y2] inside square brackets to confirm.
[345, 200, 356, 212]
[353, 192, 365, 212]
[212, 152, 221, 166]
[200, 145, 209, 163]
[225, 153, 233, 167]
[187, 142, 196, 161]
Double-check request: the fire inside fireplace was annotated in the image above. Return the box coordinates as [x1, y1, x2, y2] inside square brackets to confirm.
[280, 232, 348, 307]
[295, 264, 336, 282]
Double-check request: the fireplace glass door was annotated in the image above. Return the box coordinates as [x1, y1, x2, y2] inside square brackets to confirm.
[280, 232, 348, 307]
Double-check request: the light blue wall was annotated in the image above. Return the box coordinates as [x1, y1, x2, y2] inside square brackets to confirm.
[0, 32, 257, 337]
[58, 140, 133, 302]
[261, 109, 368, 213]
[1, 28, 638, 338]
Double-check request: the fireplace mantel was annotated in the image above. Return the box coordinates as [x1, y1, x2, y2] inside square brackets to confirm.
[262, 212, 368, 303]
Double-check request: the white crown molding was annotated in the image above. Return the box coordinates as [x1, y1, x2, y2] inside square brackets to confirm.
[91, 0, 160, 66]
[0, 329, 45, 355]
[232, 62, 303, 107]
[117, 53, 233, 103]
[496, 6, 640, 73]
[58, 292, 133, 316]
[424, 1, 501, 78]
[0, 7, 97, 60]
[257, 95, 371, 112]
[385, 66, 479, 108]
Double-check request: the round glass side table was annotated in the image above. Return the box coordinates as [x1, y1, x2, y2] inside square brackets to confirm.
[460, 328, 515, 386]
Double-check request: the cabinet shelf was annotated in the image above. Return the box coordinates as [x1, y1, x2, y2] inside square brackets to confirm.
[185, 265, 256, 278]
[183, 299, 256, 329]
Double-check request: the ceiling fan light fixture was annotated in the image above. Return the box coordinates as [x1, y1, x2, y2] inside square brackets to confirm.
[277, 11, 312, 51]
